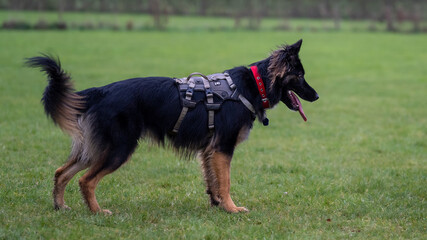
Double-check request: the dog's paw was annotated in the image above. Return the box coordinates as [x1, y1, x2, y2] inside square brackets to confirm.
[230, 206, 249, 213]
[101, 209, 112, 215]
[235, 206, 249, 212]
[54, 204, 71, 211]
[221, 204, 249, 213]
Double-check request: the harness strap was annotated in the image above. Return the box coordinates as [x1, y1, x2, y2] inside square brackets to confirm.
[201, 76, 215, 130]
[223, 72, 236, 90]
[238, 94, 255, 114]
[172, 107, 189, 134]
[172, 79, 196, 133]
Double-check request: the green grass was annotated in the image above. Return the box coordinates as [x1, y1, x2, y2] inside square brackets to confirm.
[0, 16, 426, 239]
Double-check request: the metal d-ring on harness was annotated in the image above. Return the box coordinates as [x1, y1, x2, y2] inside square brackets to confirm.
[172, 72, 255, 134]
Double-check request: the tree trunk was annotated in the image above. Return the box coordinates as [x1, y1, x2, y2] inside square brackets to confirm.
[199, 0, 208, 16]
[411, 1, 421, 32]
[58, 0, 64, 22]
[384, 0, 396, 32]
[332, 5, 341, 30]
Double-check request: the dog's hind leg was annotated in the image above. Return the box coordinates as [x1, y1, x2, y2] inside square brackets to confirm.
[78, 145, 136, 215]
[53, 153, 88, 210]
[78, 164, 114, 215]
[211, 151, 248, 213]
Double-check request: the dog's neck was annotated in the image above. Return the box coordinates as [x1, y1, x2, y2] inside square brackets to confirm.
[225, 57, 283, 124]
[250, 57, 282, 108]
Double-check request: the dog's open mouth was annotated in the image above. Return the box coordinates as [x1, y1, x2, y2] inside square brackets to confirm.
[287, 91, 307, 121]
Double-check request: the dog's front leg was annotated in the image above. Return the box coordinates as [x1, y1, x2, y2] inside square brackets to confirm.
[200, 149, 221, 206]
[211, 151, 248, 213]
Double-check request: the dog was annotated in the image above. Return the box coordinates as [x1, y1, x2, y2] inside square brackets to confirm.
[26, 39, 318, 214]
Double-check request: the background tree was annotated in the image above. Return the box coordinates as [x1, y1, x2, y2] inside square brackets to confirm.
[384, 0, 397, 32]
[148, 0, 168, 30]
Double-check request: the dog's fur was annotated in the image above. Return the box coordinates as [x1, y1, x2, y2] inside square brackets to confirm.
[26, 39, 318, 214]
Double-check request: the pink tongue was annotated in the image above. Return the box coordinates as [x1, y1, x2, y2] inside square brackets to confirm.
[290, 92, 307, 121]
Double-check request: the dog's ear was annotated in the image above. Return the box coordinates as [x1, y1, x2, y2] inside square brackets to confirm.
[268, 48, 288, 82]
[268, 39, 303, 88]
[288, 39, 302, 53]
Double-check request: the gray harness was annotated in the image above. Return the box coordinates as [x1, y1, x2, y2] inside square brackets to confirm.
[172, 72, 255, 134]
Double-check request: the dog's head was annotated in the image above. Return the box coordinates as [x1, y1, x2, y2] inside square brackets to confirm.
[268, 39, 319, 121]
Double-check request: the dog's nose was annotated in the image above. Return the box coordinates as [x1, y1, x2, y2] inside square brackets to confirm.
[310, 93, 319, 102]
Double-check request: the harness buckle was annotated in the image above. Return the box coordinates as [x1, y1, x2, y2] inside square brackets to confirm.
[262, 98, 271, 108]
[205, 89, 213, 97]
[182, 99, 197, 108]
[185, 88, 194, 97]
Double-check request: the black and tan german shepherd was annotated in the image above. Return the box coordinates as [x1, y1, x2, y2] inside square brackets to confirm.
[26, 39, 318, 214]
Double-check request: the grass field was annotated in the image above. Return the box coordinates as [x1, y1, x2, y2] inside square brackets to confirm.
[0, 13, 426, 239]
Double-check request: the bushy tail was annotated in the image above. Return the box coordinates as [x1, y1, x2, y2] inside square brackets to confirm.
[25, 54, 84, 136]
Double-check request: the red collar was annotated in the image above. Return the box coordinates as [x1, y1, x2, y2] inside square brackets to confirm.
[250, 65, 270, 109]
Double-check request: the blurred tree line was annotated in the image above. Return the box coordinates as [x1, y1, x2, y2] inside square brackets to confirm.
[1, 0, 425, 31]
